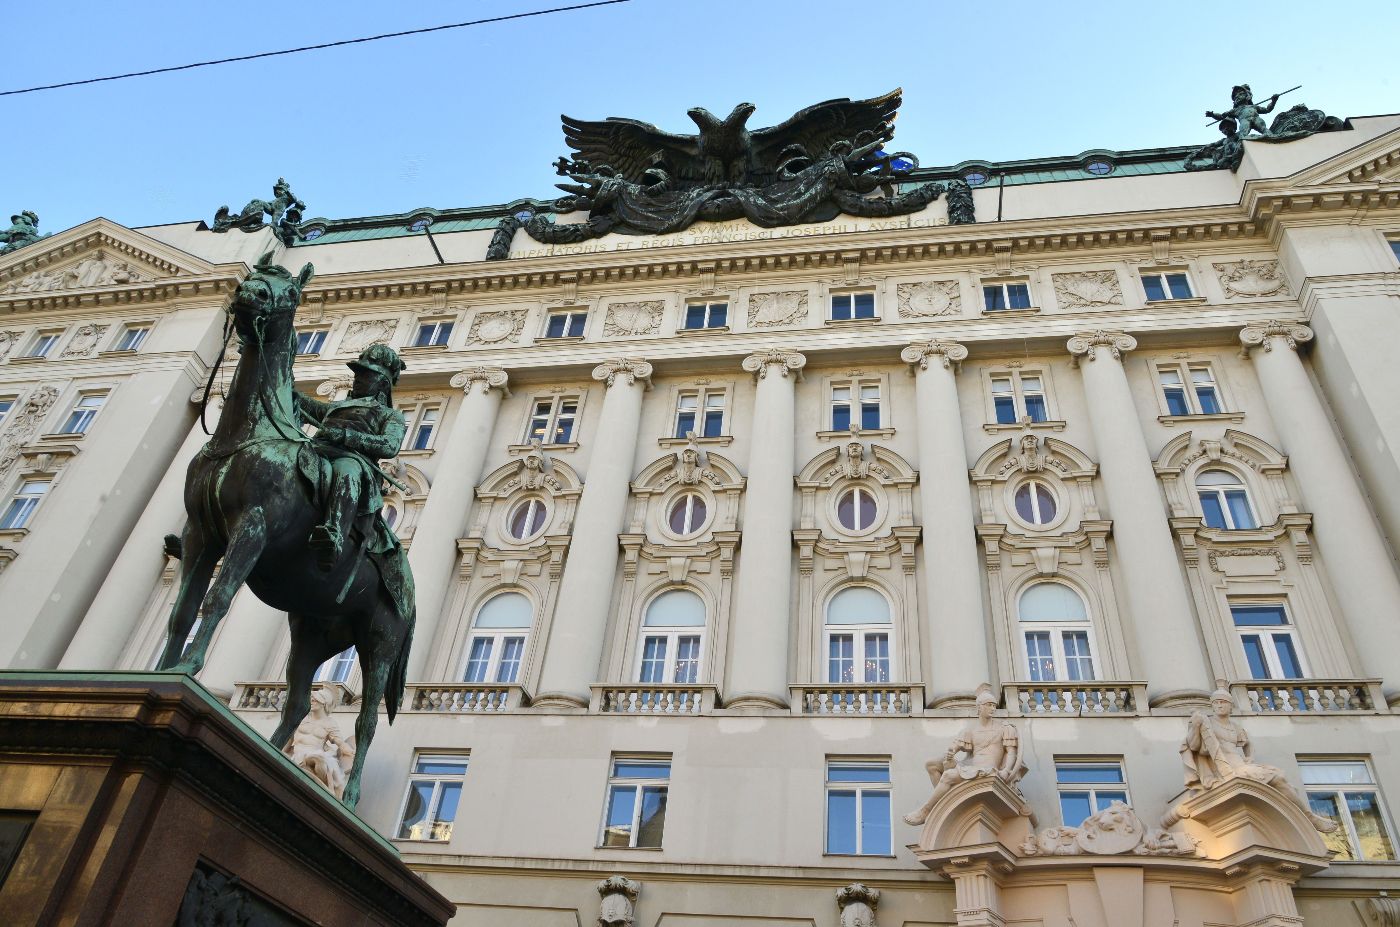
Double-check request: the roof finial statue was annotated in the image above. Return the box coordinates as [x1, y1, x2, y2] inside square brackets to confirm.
[0, 210, 45, 256]
[1186, 83, 1344, 172]
[210, 177, 307, 246]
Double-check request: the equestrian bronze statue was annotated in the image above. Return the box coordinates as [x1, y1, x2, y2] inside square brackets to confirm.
[157, 251, 415, 809]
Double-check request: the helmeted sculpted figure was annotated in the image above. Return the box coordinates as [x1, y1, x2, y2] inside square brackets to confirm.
[295, 343, 407, 570]
[903, 684, 1026, 826]
[211, 177, 306, 245]
[1180, 686, 1338, 833]
[283, 684, 356, 799]
[1186, 83, 1344, 172]
[0, 210, 43, 255]
[1206, 84, 1281, 140]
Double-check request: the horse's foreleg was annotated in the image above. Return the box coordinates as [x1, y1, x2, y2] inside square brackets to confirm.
[172, 512, 267, 675]
[270, 616, 327, 750]
[157, 523, 218, 671]
[342, 643, 389, 811]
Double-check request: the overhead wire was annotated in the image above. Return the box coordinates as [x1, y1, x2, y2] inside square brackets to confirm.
[1, 0, 630, 97]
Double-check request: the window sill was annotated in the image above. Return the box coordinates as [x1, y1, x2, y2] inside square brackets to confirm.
[981, 307, 1041, 319]
[824, 316, 881, 327]
[398, 448, 434, 458]
[9, 355, 49, 364]
[983, 420, 1067, 434]
[538, 335, 585, 344]
[400, 344, 450, 354]
[593, 845, 664, 852]
[822, 853, 897, 860]
[1157, 411, 1246, 426]
[292, 351, 323, 360]
[658, 435, 732, 447]
[389, 837, 453, 845]
[98, 349, 140, 358]
[37, 432, 86, 442]
[817, 428, 894, 440]
[508, 442, 578, 454]
[1144, 296, 1207, 307]
[676, 325, 730, 335]
[0, 528, 30, 541]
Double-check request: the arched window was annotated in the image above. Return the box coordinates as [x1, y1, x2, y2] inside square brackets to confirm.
[1018, 583, 1096, 682]
[667, 493, 708, 536]
[1013, 480, 1058, 526]
[836, 487, 878, 532]
[1196, 470, 1257, 530]
[507, 498, 547, 540]
[637, 590, 705, 684]
[316, 646, 356, 683]
[825, 586, 892, 684]
[463, 592, 532, 683]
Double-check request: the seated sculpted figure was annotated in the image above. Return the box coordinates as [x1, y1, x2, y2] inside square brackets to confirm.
[283, 684, 355, 799]
[903, 685, 1026, 826]
[1181, 686, 1337, 833]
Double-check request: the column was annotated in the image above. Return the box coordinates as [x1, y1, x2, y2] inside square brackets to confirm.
[901, 340, 988, 706]
[533, 359, 651, 707]
[1240, 322, 1400, 691]
[406, 366, 510, 678]
[727, 349, 805, 709]
[60, 390, 213, 669]
[1066, 331, 1210, 704]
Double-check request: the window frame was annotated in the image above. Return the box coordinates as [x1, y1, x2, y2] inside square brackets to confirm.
[833, 484, 881, 535]
[827, 288, 879, 323]
[1139, 268, 1197, 302]
[412, 317, 455, 348]
[980, 277, 1036, 313]
[681, 300, 729, 331]
[22, 330, 63, 359]
[824, 759, 893, 857]
[1054, 759, 1131, 828]
[823, 586, 895, 685]
[0, 396, 16, 430]
[112, 324, 152, 353]
[522, 394, 581, 447]
[460, 591, 534, 684]
[982, 369, 1059, 429]
[0, 477, 51, 531]
[1155, 360, 1230, 418]
[56, 390, 109, 436]
[829, 377, 883, 432]
[672, 387, 727, 440]
[1010, 477, 1061, 529]
[1299, 757, 1397, 862]
[399, 399, 443, 452]
[294, 327, 329, 356]
[1196, 468, 1259, 530]
[1230, 601, 1308, 681]
[504, 496, 549, 542]
[664, 491, 710, 538]
[315, 646, 356, 683]
[394, 752, 470, 842]
[598, 756, 672, 849]
[542, 307, 589, 340]
[634, 628, 704, 685]
[1018, 582, 1101, 683]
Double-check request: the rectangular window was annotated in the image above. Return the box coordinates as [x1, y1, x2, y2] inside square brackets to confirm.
[831, 380, 881, 431]
[1141, 271, 1194, 301]
[0, 479, 51, 530]
[1232, 604, 1305, 680]
[463, 633, 526, 683]
[524, 395, 579, 445]
[24, 332, 60, 359]
[826, 631, 891, 684]
[683, 301, 728, 330]
[1056, 761, 1130, 827]
[1390, 239, 1400, 263]
[983, 281, 1032, 311]
[1158, 363, 1226, 416]
[401, 403, 441, 451]
[830, 292, 876, 322]
[544, 309, 588, 339]
[413, 319, 454, 347]
[1301, 759, 1396, 861]
[1024, 630, 1097, 682]
[600, 757, 670, 848]
[295, 329, 328, 355]
[0, 398, 13, 429]
[115, 326, 151, 352]
[636, 633, 701, 684]
[825, 760, 891, 856]
[396, 754, 469, 841]
[988, 372, 1050, 425]
[58, 392, 108, 435]
[673, 389, 725, 439]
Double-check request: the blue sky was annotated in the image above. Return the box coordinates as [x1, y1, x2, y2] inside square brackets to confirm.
[7, 0, 1398, 235]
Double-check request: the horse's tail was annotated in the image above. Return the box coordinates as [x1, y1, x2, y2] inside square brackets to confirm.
[384, 608, 414, 724]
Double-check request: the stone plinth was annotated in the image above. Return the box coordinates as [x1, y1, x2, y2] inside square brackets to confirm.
[0, 672, 455, 927]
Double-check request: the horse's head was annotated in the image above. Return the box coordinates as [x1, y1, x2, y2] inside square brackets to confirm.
[230, 250, 314, 345]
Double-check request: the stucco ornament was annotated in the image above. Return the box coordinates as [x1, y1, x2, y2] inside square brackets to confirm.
[0, 330, 23, 359]
[1180, 686, 1338, 833]
[60, 323, 108, 358]
[282, 684, 356, 800]
[1368, 895, 1400, 926]
[1020, 800, 1199, 857]
[896, 280, 960, 318]
[449, 366, 510, 396]
[748, 290, 808, 327]
[903, 684, 1027, 826]
[341, 319, 399, 353]
[675, 436, 707, 485]
[466, 309, 527, 345]
[841, 441, 868, 479]
[596, 876, 640, 927]
[1216, 259, 1287, 298]
[1239, 320, 1312, 355]
[742, 348, 806, 380]
[0, 385, 60, 479]
[604, 301, 664, 337]
[1052, 270, 1123, 308]
[836, 883, 880, 927]
[901, 339, 967, 372]
[592, 358, 653, 389]
[1066, 330, 1137, 365]
[0, 253, 149, 295]
[518, 444, 550, 491]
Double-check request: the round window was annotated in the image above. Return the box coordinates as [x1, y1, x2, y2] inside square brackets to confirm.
[668, 493, 708, 536]
[1084, 160, 1113, 176]
[507, 498, 547, 540]
[963, 170, 988, 186]
[382, 502, 400, 530]
[514, 208, 535, 223]
[301, 226, 325, 241]
[836, 487, 878, 532]
[409, 216, 434, 232]
[1014, 481, 1058, 526]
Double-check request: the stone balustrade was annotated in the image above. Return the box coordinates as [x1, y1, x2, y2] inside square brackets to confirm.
[1001, 682, 1146, 717]
[408, 683, 522, 713]
[1232, 679, 1385, 714]
[231, 680, 356, 713]
[591, 684, 716, 715]
[790, 684, 923, 716]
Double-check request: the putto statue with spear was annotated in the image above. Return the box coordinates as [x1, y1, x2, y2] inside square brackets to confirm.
[1205, 84, 1300, 140]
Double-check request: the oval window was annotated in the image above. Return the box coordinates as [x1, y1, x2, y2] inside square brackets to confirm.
[382, 502, 400, 530]
[963, 170, 988, 186]
[836, 487, 877, 532]
[668, 493, 708, 536]
[507, 498, 546, 540]
[1014, 481, 1058, 526]
[1084, 160, 1113, 176]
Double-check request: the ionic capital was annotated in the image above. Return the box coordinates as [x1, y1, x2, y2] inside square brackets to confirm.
[592, 358, 653, 389]
[901, 339, 968, 373]
[741, 348, 807, 381]
[1067, 330, 1138, 366]
[449, 366, 510, 397]
[315, 374, 354, 398]
[1239, 321, 1313, 357]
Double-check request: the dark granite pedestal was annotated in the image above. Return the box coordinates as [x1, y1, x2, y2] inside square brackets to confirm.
[0, 672, 455, 927]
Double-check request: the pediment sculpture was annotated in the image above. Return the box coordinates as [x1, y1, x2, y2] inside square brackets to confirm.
[1020, 800, 1199, 857]
[1, 251, 152, 295]
[904, 684, 1027, 827]
[486, 90, 967, 260]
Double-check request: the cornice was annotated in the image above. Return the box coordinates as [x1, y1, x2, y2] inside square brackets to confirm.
[0, 274, 240, 315]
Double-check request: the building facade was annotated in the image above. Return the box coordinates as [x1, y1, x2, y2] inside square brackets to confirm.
[5, 107, 1400, 926]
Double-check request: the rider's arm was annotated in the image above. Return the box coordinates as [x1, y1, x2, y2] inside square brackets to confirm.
[337, 408, 406, 460]
[294, 391, 330, 425]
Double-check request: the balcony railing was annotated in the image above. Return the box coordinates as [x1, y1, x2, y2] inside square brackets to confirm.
[231, 681, 356, 712]
[1232, 679, 1385, 714]
[591, 684, 717, 715]
[408, 683, 523, 713]
[1002, 682, 1146, 716]
[790, 684, 924, 715]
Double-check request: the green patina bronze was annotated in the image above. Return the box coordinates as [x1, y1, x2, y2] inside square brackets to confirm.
[1186, 83, 1346, 172]
[210, 177, 308, 246]
[0, 210, 46, 256]
[157, 251, 414, 810]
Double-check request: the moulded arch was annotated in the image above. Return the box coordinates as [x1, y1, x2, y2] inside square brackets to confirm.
[642, 587, 708, 628]
[633, 448, 744, 491]
[824, 584, 893, 626]
[477, 454, 583, 497]
[796, 443, 917, 487]
[971, 436, 1097, 482]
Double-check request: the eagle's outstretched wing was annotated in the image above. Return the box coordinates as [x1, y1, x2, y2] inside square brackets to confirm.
[749, 88, 904, 169]
[561, 114, 702, 182]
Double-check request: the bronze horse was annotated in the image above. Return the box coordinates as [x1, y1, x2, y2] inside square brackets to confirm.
[158, 252, 413, 809]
